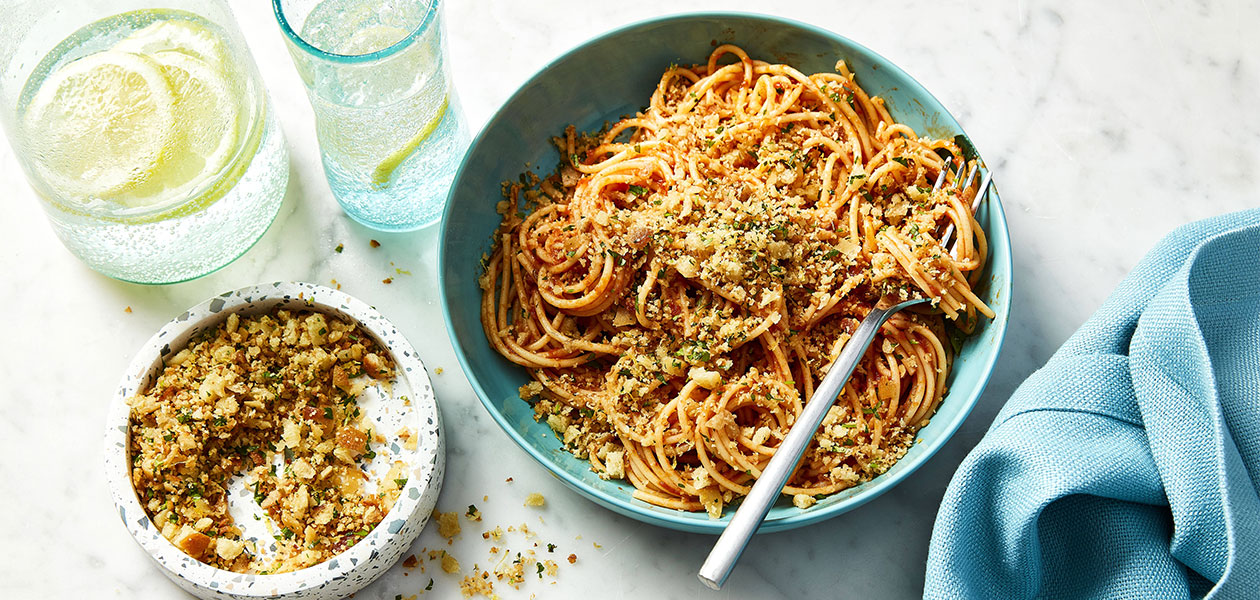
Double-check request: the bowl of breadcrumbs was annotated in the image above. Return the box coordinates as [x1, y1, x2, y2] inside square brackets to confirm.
[104, 282, 445, 600]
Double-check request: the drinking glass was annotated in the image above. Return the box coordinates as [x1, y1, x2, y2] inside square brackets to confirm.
[274, 0, 469, 232]
[0, 0, 289, 284]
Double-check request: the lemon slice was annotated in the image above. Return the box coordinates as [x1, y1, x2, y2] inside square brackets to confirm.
[107, 49, 241, 206]
[339, 25, 411, 55]
[371, 95, 448, 187]
[22, 50, 175, 201]
[114, 18, 229, 69]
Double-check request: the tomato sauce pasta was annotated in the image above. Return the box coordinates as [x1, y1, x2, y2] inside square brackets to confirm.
[479, 46, 992, 516]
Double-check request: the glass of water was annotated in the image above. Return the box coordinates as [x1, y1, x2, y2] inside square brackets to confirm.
[274, 0, 469, 232]
[0, 0, 289, 284]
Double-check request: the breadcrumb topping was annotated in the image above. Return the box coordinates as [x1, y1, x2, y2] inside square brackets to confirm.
[127, 308, 400, 573]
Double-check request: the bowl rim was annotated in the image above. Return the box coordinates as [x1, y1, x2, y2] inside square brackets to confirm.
[438, 11, 1012, 533]
[103, 282, 444, 598]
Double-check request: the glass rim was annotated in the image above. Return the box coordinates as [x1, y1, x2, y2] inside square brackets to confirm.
[272, 0, 440, 64]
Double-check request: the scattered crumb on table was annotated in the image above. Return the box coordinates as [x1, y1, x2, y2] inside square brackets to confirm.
[434, 510, 461, 539]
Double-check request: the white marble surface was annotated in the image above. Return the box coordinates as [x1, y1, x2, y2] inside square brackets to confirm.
[1, 1, 1258, 598]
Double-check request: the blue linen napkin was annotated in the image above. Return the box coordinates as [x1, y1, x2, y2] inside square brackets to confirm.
[925, 208, 1260, 599]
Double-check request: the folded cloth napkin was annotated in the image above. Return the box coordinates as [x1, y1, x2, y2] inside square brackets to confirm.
[925, 208, 1260, 600]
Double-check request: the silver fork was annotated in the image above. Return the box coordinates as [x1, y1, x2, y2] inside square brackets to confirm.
[697, 158, 992, 590]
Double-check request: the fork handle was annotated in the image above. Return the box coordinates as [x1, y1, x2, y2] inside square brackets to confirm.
[697, 303, 904, 589]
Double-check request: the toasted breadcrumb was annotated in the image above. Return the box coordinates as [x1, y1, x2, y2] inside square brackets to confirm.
[426, 549, 461, 574]
[402, 496, 574, 600]
[398, 427, 419, 451]
[486, 526, 504, 542]
[127, 308, 397, 573]
[434, 510, 461, 538]
[792, 494, 818, 509]
[442, 554, 461, 574]
[459, 569, 497, 598]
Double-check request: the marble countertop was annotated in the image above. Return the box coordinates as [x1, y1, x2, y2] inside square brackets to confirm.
[2, 0, 1257, 598]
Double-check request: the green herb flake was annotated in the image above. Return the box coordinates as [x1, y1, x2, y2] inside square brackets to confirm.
[950, 327, 967, 353]
[953, 134, 979, 162]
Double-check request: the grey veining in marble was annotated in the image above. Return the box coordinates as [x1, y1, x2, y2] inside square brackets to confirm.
[1, 0, 1257, 598]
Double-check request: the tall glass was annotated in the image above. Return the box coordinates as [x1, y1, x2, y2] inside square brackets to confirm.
[0, 0, 289, 284]
[274, 0, 469, 232]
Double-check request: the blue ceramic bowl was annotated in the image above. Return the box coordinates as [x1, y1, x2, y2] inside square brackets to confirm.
[439, 13, 1011, 534]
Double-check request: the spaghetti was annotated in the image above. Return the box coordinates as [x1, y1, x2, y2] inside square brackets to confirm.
[479, 45, 993, 516]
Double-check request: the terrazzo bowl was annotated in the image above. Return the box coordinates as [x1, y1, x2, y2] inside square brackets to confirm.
[104, 282, 445, 599]
[439, 13, 1012, 533]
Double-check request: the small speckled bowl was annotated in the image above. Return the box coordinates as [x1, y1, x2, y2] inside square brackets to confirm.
[104, 282, 445, 600]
